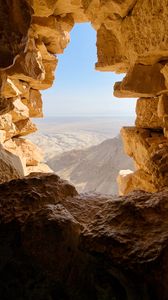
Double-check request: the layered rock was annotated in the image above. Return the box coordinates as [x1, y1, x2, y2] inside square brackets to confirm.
[1, 0, 168, 190]
[1, 2, 168, 298]
[0, 173, 168, 300]
[119, 96, 168, 194]
[0, 0, 71, 181]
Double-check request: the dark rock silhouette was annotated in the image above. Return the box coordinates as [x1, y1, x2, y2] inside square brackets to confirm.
[0, 173, 168, 299]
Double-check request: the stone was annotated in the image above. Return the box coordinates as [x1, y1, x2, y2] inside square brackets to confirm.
[117, 169, 133, 195]
[54, 0, 87, 23]
[22, 89, 43, 118]
[121, 126, 168, 191]
[14, 118, 37, 137]
[4, 138, 44, 166]
[0, 174, 78, 224]
[0, 130, 6, 143]
[118, 0, 168, 66]
[0, 97, 14, 115]
[96, 25, 129, 73]
[9, 97, 29, 122]
[56, 14, 75, 33]
[1, 76, 29, 99]
[0, 114, 37, 140]
[32, 40, 58, 90]
[0, 143, 25, 183]
[0, 114, 16, 135]
[136, 97, 163, 128]
[83, 0, 137, 29]
[121, 126, 165, 172]
[0, 0, 31, 68]
[158, 93, 168, 118]
[32, 16, 70, 54]
[0, 174, 168, 299]
[164, 128, 168, 138]
[114, 64, 167, 98]
[160, 63, 168, 89]
[7, 39, 45, 85]
[1, 0, 168, 202]
[26, 163, 53, 174]
[117, 169, 157, 195]
[163, 115, 168, 130]
[27, 0, 57, 17]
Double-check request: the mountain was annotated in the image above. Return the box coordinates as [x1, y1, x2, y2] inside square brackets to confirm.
[47, 136, 134, 195]
[29, 116, 135, 161]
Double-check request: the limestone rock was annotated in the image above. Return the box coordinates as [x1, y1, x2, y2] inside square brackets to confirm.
[0, 143, 25, 183]
[32, 16, 70, 54]
[27, 0, 57, 17]
[96, 25, 129, 73]
[0, 114, 16, 137]
[108, 0, 168, 67]
[4, 138, 43, 166]
[117, 169, 157, 195]
[158, 93, 168, 118]
[114, 64, 167, 98]
[0, 97, 14, 115]
[10, 97, 29, 122]
[1, 76, 29, 99]
[0, 114, 37, 140]
[121, 126, 168, 190]
[160, 63, 168, 89]
[83, 0, 137, 29]
[136, 97, 163, 128]
[117, 169, 134, 195]
[22, 89, 43, 118]
[2, 0, 168, 195]
[0, 0, 32, 68]
[7, 39, 45, 84]
[31, 40, 58, 90]
[26, 163, 53, 174]
[54, 0, 87, 23]
[14, 118, 37, 137]
[0, 130, 6, 143]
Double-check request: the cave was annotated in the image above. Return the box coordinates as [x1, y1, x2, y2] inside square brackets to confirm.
[0, 0, 168, 299]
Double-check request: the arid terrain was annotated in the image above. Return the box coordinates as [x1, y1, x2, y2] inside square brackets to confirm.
[29, 116, 134, 194]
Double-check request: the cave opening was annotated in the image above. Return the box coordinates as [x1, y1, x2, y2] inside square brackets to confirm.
[30, 22, 136, 195]
[1, 2, 168, 300]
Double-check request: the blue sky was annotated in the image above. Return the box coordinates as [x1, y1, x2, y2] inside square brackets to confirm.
[42, 23, 136, 117]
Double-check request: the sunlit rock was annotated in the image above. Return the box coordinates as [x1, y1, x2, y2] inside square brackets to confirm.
[114, 64, 167, 98]
[136, 97, 163, 129]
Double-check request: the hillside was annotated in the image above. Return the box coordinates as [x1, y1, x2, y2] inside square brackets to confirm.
[47, 136, 134, 194]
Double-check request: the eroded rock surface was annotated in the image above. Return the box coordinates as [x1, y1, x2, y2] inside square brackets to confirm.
[0, 173, 168, 300]
[0, 0, 168, 192]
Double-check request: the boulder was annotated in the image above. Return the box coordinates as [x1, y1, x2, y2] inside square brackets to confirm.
[0, 174, 168, 299]
[114, 64, 167, 98]
[135, 97, 163, 129]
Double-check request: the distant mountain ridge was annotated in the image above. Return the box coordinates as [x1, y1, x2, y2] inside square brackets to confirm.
[47, 136, 134, 195]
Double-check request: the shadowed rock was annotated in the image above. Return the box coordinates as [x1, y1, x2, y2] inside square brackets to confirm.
[0, 173, 168, 299]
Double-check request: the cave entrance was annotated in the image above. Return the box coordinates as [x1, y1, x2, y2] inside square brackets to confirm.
[30, 23, 136, 195]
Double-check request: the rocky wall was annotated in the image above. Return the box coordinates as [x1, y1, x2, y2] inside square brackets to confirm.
[1, 173, 168, 300]
[0, 0, 168, 193]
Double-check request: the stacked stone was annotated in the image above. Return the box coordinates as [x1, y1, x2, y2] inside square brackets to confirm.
[115, 67, 168, 194]
[1, 0, 168, 193]
[0, 0, 76, 182]
[81, 0, 168, 194]
[1, 0, 134, 183]
[118, 94, 168, 195]
[79, 0, 168, 195]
